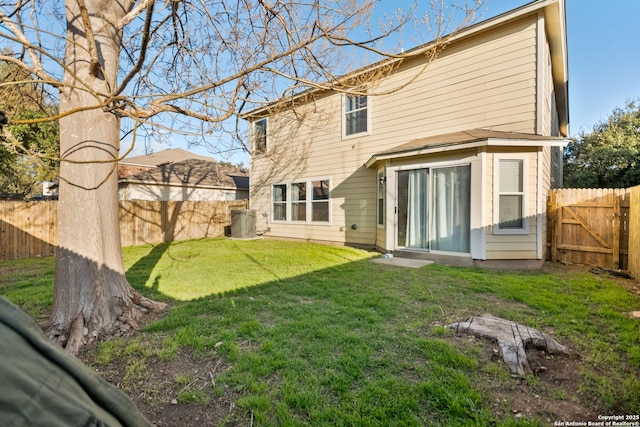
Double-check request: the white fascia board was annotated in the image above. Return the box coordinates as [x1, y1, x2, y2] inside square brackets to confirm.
[365, 136, 569, 168]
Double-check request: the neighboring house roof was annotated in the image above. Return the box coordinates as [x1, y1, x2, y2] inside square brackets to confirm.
[243, 0, 568, 136]
[121, 148, 215, 167]
[365, 129, 570, 167]
[119, 149, 248, 190]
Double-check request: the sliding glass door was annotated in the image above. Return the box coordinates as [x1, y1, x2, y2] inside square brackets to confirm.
[431, 165, 471, 252]
[397, 169, 429, 249]
[396, 165, 470, 253]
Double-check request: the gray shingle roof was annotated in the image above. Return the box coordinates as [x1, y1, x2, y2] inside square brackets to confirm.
[121, 148, 215, 167]
[119, 149, 248, 190]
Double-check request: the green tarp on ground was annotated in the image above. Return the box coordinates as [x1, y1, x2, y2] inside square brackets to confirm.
[0, 297, 151, 427]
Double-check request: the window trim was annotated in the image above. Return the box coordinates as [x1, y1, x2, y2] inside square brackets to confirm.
[310, 179, 330, 223]
[253, 118, 267, 154]
[377, 171, 385, 228]
[493, 154, 529, 235]
[272, 183, 287, 221]
[271, 178, 331, 224]
[342, 94, 370, 139]
[290, 181, 307, 222]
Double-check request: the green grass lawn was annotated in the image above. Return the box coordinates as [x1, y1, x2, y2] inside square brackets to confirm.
[1, 238, 639, 426]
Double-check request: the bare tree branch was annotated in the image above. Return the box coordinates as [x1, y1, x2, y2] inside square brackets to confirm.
[117, 0, 154, 29]
[75, 0, 101, 78]
[110, 0, 155, 98]
[0, 8, 50, 83]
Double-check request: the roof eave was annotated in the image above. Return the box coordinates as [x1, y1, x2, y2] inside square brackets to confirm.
[542, 0, 569, 136]
[118, 179, 238, 190]
[243, 0, 563, 120]
[365, 137, 570, 168]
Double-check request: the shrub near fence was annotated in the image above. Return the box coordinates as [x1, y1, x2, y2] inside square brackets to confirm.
[0, 199, 248, 261]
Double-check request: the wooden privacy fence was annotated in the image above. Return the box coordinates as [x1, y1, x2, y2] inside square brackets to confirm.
[548, 187, 639, 276]
[0, 200, 57, 261]
[629, 186, 640, 280]
[0, 199, 248, 261]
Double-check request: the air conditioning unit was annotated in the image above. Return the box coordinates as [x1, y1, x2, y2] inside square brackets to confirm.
[231, 209, 257, 239]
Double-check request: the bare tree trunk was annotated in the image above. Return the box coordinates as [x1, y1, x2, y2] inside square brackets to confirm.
[48, 0, 165, 353]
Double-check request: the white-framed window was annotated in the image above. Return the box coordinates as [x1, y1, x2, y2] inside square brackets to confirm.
[273, 183, 287, 221]
[291, 182, 307, 221]
[377, 172, 385, 227]
[342, 95, 369, 138]
[311, 179, 330, 222]
[271, 179, 331, 223]
[493, 155, 528, 234]
[253, 118, 267, 154]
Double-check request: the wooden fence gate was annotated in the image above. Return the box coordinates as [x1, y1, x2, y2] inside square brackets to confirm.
[548, 188, 630, 270]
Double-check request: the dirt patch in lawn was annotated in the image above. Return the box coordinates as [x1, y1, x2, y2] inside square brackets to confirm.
[453, 334, 596, 424]
[85, 346, 250, 427]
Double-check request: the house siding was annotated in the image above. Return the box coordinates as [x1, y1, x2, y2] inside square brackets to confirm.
[539, 13, 562, 139]
[250, 12, 555, 250]
[368, 17, 539, 142]
[120, 184, 241, 201]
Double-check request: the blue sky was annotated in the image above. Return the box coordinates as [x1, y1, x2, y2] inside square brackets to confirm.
[491, 0, 640, 134]
[147, 0, 640, 164]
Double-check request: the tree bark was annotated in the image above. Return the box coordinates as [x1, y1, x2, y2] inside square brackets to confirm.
[48, 0, 165, 354]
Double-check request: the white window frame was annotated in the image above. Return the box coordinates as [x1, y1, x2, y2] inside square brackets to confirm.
[271, 179, 331, 224]
[310, 179, 330, 223]
[342, 94, 370, 139]
[493, 154, 529, 235]
[272, 183, 287, 221]
[253, 118, 267, 154]
[290, 181, 307, 222]
[377, 171, 385, 228]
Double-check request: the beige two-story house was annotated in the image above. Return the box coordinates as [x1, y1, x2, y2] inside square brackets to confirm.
[244, 0, 569, 268]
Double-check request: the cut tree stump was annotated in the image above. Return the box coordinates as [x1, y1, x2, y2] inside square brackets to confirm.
[447, 314, 569, 376]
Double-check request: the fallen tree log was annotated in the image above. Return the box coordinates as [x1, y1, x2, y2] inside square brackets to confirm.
[447, 314, 569, 377]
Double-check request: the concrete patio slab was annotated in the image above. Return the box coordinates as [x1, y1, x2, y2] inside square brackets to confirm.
[370, 257, 434, 268]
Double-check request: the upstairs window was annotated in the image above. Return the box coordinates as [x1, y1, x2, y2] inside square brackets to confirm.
[253, 118, 267, 154]
[343, 95, 369, 138]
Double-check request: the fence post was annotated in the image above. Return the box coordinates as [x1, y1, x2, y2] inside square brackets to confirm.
[629, 186, 640, 280]
[548, 191, 557, 263]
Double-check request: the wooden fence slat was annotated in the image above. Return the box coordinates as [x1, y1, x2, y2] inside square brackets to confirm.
[612, 193, 620, 269]
[549, 190, 558, 263]
[629, 186, 640, 280]
[556, 245, 612, 254]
